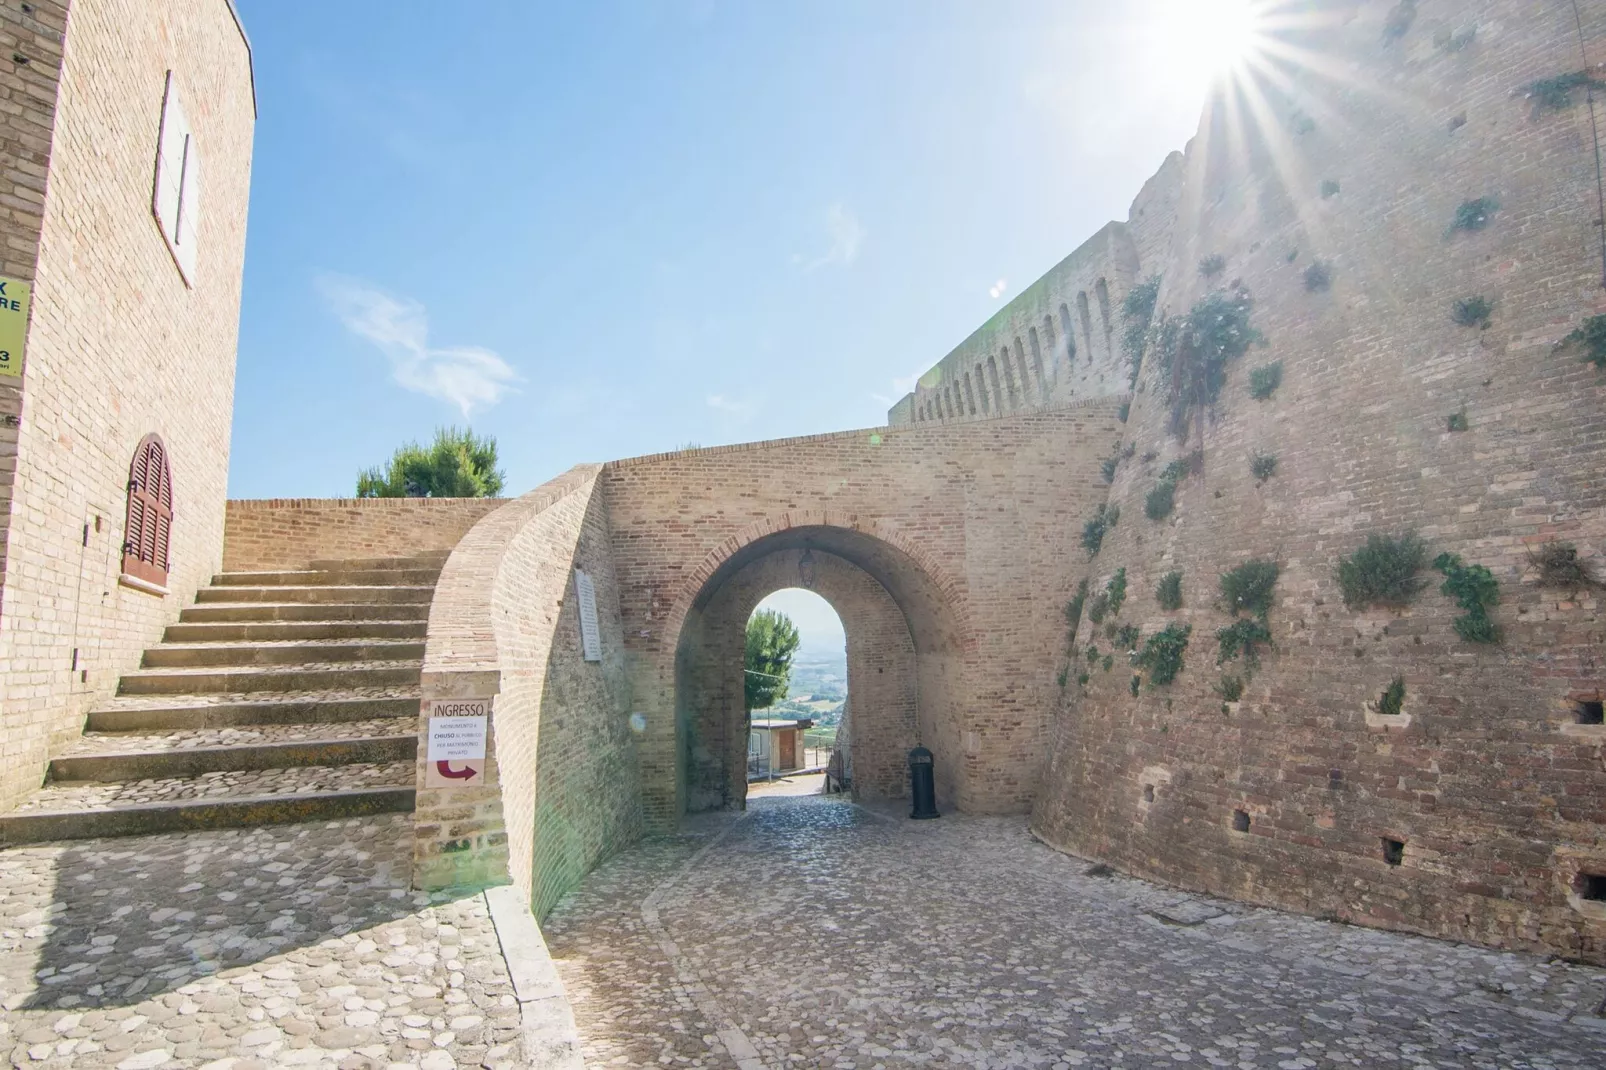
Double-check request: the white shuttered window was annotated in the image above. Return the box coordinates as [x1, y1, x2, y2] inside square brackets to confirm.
[152, 71, 199, 285]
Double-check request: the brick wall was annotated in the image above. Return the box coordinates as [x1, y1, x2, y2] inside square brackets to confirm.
[0, 0, 253, 810]
[222, 497, 502, 572]
[599, 405, 1122, 830]
[0, 0, 67, 617]
[414, 467, 642, 921]
[1032, 0, 1606, 964]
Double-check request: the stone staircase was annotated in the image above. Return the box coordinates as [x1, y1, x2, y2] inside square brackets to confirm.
[0, 554, 446, 844]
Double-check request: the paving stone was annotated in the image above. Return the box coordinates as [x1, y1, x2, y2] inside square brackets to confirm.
[0, 816, 517, 1070]
[544, 796, 1606, 1069]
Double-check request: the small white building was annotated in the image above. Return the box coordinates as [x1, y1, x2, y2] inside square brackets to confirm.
[748, 718, 814, 778]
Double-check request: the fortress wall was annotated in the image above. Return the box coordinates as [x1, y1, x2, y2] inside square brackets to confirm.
[1034, 0, 1606, 963]
[600, 404, 1123, 829]
[222, 497, 501, 571]
[0, 0, 253, 811]
[414, 466, 641, 918]
[894, 149, 1186, 428]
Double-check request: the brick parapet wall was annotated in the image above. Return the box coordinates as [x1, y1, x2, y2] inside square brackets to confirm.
[0, 0, 253, 811]
[222, 497, 502, 572]
[1032, 0, 1606, 964]
[600, 402, 1123, 829]
[414, 466, 642, 920]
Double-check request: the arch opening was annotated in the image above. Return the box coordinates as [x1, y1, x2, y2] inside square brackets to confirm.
[744, 588, 843, 784]
[671, 526, 965, 817]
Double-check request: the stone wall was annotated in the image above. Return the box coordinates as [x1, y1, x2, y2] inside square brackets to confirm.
[415, 467, 642, 921]
[1033, 0, 1606, 964]
[0, 0, 253, 810]
[223, 497, 502, 571]
[599, 404, 1122, 831]
[890, 155, 1182, 426]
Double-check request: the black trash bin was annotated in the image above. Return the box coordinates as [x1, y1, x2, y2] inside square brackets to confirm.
[908, 745, 940, 820]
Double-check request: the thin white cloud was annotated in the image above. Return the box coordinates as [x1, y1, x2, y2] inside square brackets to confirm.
[706, 393, 754, 420]
[802, 203, 866, 271]
[989, 278, 1009, 300]
[317, 274, 521, 417]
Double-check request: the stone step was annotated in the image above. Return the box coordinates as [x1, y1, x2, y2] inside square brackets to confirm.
[179, 601, 432, 624]
[0, 784, 416, 845]
[163, 619, 428, 642]
[118, 661, 421, 696]
[142, 637, 426, 668]
[87, 690, 419, 731]
[49, 733, 417, 782]
[65, 715, 417, 752]
[210, 568, 442, 587]
[194, 585, 435, 605]
[309, 554, 452, 571]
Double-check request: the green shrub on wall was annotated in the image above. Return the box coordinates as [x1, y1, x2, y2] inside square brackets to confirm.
[1219, 559, 1279, 619]
[1081, 504, 1119, 557]
[1156, 570, 1184, 610]
[1153, 287, 1265, 442]
[1378, 676, 1406, 717]
[1433, 552, 1501, 643]
[1452, 296, 1492, 329]
[1559, 315, 1606, 369]
[1336, 532, 1428, 609]
[1449, 196, 1499, 234]
[1135, 624, 1191, 687]
[1248, 361, 1283, 400]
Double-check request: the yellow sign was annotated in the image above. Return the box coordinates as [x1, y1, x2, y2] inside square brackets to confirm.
[0, 276, 30, 378]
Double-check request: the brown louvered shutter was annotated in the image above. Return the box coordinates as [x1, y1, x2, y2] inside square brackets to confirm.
[122, 434, 174, 587]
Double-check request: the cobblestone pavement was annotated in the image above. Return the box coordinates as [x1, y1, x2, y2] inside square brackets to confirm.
[544, 796, 1606, 1069]
[10, 764, 415, 811]
[60, 721, 419, 756]
[0, 814, 524, 1069]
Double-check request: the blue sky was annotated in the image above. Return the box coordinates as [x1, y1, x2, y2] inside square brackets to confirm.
[227, 0, 1220, 500]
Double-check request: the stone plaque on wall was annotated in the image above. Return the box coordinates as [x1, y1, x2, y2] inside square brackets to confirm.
[574, 568, 601, 662]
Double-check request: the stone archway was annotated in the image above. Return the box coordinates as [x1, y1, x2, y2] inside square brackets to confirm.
[668, 525, 966, 815]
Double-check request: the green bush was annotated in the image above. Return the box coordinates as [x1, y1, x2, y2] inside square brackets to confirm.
[1086, 590, 1110, 625]
[1248, 361, 1283, 400]
[1216, 675, 1245, 703]
[1378, 676, 1406, 717]
[1156, 570, 1184, 610]
[1447, 409, 1469, 432]
[1115, 623, 1142, 651]
[1101, 456, 1119, 483]
[1560, 315, 1606, 369]
[1056, 667, 1068, 689]
[1145, 481, 1176, 521]
[1320, 180, 1341, 199]
[1154, 287, 1266, 441]
[1524, 71, 1606, 112]
[1449, 197, 1498, 234]
[1217, 617, 1273, 669]
[1081, 504, 1119, 557]
[1303, 261, 1332, 292]
[1078, 672, 1091, 687]
[1199, 254, 1226, 277]
[1135, 624, 1191, 687]
[1219, 559, 1279, 619]
[1336, 532, 1428, 609]
[1121, 276, 1162, 389]
[1250, 452, 1278, 482]
[1452, 296, 1492, 329]
[1433, 552, 1500, 643]
[1105, 567, 1128, 619]
[1129, 675, 1141, 697]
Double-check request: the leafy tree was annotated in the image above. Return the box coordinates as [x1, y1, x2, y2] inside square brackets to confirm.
[357, 427, 505, 498]
[744, 609, 801, 711]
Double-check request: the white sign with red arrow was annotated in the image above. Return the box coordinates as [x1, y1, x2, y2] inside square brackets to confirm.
[425, 700, 489, 787]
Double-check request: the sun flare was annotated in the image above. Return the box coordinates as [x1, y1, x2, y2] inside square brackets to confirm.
[1155, 0, 1269, 90]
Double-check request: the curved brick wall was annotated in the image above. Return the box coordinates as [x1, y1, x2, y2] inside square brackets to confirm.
[1032, 0, 1606, 963]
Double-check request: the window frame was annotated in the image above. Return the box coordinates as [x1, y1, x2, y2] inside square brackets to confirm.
[152, 71, 199, 286]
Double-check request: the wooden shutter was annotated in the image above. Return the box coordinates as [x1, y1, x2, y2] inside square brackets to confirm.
[123, 434, 174, 587]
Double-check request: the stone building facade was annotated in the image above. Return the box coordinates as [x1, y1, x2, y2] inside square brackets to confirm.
[0, 0, 255, 810]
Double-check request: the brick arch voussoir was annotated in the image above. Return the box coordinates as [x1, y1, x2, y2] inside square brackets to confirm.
[659, 510, 969, 666]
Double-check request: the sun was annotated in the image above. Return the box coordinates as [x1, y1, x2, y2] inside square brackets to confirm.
[1155, 0, 1269, 89]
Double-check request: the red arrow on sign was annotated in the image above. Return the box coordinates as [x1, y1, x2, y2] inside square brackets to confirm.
[435, 761, 478, 781]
